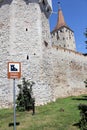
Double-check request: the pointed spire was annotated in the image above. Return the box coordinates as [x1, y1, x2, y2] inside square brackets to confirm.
[53, 1, 67, 31]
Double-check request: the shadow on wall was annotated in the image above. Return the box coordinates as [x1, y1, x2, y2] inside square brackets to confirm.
[23, 0, 39, 4]
[72, 95, 87, 101]
[0, 0, 13, 7]
[0, 0, 38, 7]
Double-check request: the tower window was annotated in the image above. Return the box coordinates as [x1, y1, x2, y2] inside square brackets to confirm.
[57, 36, 59, 40]
[51, 35, 53, 38]
[60, 29, 63, 32]
[44, 41, 48, 47]
[57, 32, 59, 40]
[53, 33, 55, 36]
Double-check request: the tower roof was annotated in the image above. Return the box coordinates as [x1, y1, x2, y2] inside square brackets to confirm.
[52, 2, 72, 32]
[55, 8, 67, 30]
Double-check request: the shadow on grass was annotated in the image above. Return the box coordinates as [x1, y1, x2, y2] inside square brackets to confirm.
[72, 95, 87, 101]
[73, 122, 80, 128]
[82, 95, 87, 98]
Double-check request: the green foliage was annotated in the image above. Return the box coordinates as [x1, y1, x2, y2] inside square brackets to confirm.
[84, 28, 87, 49]
[84, 79, 87, 87]
[16, 78, 35, 111]
[77, 80, 87, 129]
[78, 104, 87, 130]
[84, 28, 87, 38]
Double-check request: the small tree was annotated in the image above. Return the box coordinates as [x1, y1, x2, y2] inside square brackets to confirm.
[84, 79, 87, 87]
[16, 78, 35, 111]
[77, 80, 87, 130]
[84, 28, 87, 49]
[78, 104, 87, 130]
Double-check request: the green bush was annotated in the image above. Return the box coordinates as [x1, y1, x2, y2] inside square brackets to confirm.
[16, 78, 35, 111]
[84, 79, 87, 87]
[78, 104, 87, 130]
[77, 80, 87, 130]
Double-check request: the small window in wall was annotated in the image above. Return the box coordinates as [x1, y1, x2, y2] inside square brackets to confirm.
[27, 55, 29, 60]
[44, 41, 48, 47]
[51, 35, 53, 38]
[64, 45, 66, 47]
[53, 33, 55, 36]
[63, 37, 65, 40]
[57, 32, 59, 40]
[57, 35, 59, 40]
[60, 29, 63, 32]
[26, 28, 28, 31]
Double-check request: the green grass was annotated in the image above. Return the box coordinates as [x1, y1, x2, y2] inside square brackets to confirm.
[0, 95, 87, 130]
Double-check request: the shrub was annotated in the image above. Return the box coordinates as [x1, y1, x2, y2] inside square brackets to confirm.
[77, 79, 87, 130]
[84, 79, 87, 87]
[78, 104, 87, 130]
[16, 78, 35, 111]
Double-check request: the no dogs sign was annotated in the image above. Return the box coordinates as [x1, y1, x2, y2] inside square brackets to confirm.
[8, 62, 21, 79]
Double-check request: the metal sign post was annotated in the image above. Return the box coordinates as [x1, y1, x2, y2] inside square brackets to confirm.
[13, 78, 16, 130]
[8, 62, 21, 129]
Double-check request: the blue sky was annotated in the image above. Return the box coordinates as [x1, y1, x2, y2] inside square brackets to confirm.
[49, 0, 87, 53]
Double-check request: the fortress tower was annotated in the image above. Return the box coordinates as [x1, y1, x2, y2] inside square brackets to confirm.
[0, 0, 53, 107]
[51, 2, 76, 51]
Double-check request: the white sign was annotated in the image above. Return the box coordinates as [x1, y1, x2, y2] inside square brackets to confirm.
[8, 62, 21, 79]
[9, 63, 20, 72]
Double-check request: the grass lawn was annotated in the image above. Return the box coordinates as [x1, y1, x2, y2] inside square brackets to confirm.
[0, 95, 87, 130]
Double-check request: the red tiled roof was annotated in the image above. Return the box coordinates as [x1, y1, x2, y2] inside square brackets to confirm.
[55, 9, 66, 29]
[52, 8, 72, 32]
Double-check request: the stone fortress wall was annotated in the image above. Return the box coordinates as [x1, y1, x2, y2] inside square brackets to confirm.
[42, 44, 87, 101]
[0, 0, 87, 108]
